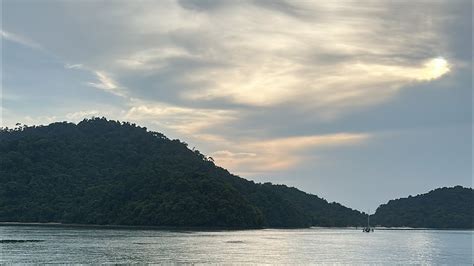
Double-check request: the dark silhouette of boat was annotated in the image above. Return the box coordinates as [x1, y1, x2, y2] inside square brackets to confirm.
[362, 213, 374, 233]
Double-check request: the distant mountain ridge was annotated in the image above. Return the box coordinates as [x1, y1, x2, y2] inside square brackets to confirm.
[0, 118, 471, 229]
[372, 186, 473, 229]
[0, 118, 365, 228]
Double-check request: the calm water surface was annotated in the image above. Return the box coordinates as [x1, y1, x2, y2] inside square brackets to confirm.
[0, 225, 472, 264]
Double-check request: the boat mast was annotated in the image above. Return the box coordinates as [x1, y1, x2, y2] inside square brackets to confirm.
[367, 210, 370, 228]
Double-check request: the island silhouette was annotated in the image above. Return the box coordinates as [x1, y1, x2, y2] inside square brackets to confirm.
[1, 118, 472, 229]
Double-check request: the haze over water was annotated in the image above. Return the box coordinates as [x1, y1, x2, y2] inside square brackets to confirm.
[1, 225, 472, 264]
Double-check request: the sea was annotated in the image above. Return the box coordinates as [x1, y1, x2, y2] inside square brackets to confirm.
[0, 225, 472, 264]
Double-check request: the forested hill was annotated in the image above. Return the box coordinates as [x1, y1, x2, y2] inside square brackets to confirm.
[0, 118, 366, 228]
[372, 186, 473, 229]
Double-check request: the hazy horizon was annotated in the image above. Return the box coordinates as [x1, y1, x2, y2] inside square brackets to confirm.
[1, 0, 472, 211]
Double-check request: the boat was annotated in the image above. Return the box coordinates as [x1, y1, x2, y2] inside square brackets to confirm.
[362, 213, 374, 233]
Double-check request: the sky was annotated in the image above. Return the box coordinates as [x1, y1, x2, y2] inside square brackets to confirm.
[1, 0, 472, 212]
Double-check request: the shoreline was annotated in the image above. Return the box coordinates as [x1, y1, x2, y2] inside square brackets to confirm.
[0, 222, 471, 231]
[0, 222, 262, 231]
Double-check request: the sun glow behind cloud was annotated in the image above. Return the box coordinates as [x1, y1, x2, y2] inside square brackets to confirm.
[184, 56, 452, 108]
[420, 57, 450, 80]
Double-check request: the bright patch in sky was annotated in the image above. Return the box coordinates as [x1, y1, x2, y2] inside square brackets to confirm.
[423, 57, 450, 80]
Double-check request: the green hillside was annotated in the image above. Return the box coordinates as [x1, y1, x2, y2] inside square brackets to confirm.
[372, 186, 473, 229]
[0, 118, 365, 228]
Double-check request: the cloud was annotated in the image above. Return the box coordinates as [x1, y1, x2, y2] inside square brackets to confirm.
[58, 0, 453, 118]
[1, 30, 42, 50]
[65, 110, 100, 121]
[88, 72, 117, 90]
[212, 150, 257, 158]
[124, 102, 237, 136]
[87, 71, 127, 97]
[3, 1, 460, 115]
[21, 115, 58, 126]
[116, 46, 198, 70]
[64, 63, 84, 69]
[184, 55, 451, 110]
[210, 133, 370, 174]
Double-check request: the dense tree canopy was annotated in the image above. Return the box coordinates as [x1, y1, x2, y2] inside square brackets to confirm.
[1, 118, 470, 229]
[372, 186, 473, 229]
[0, 118, 366, 228]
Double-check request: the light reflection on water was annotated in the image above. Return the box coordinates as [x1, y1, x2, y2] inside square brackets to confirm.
[0, 226, 472, 264]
